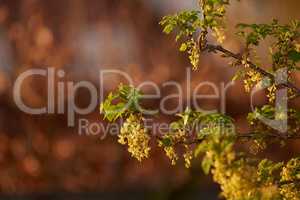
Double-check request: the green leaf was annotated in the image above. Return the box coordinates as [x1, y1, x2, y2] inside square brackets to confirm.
[194, 143, 209, 157]
[183, 107, 192, 125]
[159, 10, 201, 38]
[160, 137, 173, 147]
[202, 156, 213, 175]
[102, 102, 127, 122]
[163, 24, 174, 34]
[288, 50, 300, 62]
[100, 84, 143, 122]
[170, 121, 181, 131]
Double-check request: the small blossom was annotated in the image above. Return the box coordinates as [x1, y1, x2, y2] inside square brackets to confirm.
[119, 114, 151, 162]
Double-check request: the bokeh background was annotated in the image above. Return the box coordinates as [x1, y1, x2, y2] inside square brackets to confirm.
[0, 0, 299, 199]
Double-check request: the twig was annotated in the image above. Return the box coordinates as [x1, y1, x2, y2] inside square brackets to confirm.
[157, 132, 300, 145]
[203, 44, 300, 99]
[278, 179, 300, 186]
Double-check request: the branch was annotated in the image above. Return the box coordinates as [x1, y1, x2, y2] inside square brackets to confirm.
[278, 179, 300, 186]
[238, 132, 300, 140]
[163, 132, 300, 145]
[203, 44, 300, 99]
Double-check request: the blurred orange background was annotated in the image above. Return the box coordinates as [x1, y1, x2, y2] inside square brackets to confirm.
[0, 0, 299, 199]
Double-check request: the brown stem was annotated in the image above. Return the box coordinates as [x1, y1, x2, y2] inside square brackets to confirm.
[203, 44, 300, 99]
[278, 179, 300, 186]
[162, 132, 300, 145]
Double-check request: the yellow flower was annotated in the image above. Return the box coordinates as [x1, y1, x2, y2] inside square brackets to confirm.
[164, 146, 178, 165]
[183, 149, 193, 168]
[267, 84, 277, 103]
[243, 69, 263, 93]
[212, 27, 226, 44]
[119, 114, 151, 162]
[159, 132, 186, 166]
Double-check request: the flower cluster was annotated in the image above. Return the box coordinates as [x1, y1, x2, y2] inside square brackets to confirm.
[242, 57, 263, 93]
[162, 146, 178, 166]
[212, 27, 226, 43]
[188, 39, 201, 70]
[119, 114, 151, 162]
[183, 146, 193, 168]
[280, 158, 300, 199]
[267, 84, 277, 103]
[158, 131, 186, 166]
[201, 0, 229, 43]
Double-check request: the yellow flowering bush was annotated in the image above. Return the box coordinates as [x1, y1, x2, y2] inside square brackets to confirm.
[101, 0, 300, 199]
